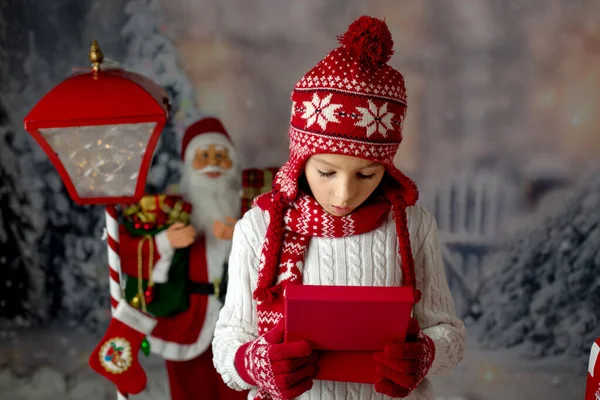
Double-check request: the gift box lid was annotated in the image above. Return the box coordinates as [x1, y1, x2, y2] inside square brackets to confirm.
[284, 284, 414, 351]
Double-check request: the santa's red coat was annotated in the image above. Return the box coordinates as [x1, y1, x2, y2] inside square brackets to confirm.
[119, 226, 228, 361]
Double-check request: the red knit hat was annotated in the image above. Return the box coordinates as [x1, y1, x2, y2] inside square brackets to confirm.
[180, 117, 235, 164]
[254, 16, 421, 303]
[275, 16, 417, 204]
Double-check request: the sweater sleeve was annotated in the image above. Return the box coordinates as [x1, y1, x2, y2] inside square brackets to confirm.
[212, 208, 266, 390]
[408, 205, 467, 376]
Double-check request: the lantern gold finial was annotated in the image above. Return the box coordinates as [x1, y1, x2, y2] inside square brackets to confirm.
[89, 40, 104, 73]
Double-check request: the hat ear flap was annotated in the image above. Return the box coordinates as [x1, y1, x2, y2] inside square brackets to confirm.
[253, 193, 288, 304]
[386, 190, 420, 303]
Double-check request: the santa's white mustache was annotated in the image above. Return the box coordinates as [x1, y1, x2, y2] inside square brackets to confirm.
[196, 165, 229, 175]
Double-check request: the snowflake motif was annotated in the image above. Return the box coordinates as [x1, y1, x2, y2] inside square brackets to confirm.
[355, 100, 395, 137]
[301, 93, 342, 130]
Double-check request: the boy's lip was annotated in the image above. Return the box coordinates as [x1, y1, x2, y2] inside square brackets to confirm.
[331, 205, 352, 213]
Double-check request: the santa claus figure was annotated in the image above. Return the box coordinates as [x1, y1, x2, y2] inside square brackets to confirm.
[118, 117, 246, 399]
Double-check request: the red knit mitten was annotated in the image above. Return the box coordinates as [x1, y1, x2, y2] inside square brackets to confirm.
[234, 320, 318, 399]
[373, 317, 435, 398]
[89, 300, 157, 395]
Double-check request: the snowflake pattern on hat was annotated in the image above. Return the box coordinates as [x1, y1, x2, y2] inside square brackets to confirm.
[276, 15, 417, 208]
[356, 100, 395, 137]
[300, 93, 343, 131]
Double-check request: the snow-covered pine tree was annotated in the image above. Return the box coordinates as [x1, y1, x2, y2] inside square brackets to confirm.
[0, 1, 32, 323]
[0, 26, 57, 324]
[0, 0, 120, 328]
[477, 169, 600, 360]
[122, 0, 201, 193]
[0, 106, 39, 323]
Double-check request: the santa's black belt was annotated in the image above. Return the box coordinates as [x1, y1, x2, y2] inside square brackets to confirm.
[187, 262, 229, 303]
[188, 279, 223, 298]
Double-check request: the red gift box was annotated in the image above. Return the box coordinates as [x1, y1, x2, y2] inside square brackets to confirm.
[284, 285, 414, 383]
[585, 337, 600, 400]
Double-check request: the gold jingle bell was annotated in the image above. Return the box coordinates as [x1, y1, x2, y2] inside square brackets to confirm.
[131, 295, 141, 309]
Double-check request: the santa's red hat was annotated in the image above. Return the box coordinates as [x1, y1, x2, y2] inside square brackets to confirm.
[180, 117, 235, 164]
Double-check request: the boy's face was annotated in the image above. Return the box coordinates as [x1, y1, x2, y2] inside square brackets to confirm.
[304, 153, 385, 216]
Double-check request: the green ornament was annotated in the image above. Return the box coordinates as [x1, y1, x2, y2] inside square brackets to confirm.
[141, 337, 151, 357]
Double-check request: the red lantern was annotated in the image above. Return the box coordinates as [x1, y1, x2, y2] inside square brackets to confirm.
[23, 40, 170, 205]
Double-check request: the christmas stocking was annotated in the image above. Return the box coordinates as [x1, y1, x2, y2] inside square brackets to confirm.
[89, 300, 157, 395]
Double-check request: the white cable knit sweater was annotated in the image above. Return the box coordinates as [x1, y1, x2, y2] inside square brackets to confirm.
[213, 204, 466, 400]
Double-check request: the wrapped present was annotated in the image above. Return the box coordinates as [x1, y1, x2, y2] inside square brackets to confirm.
[586, 337, 600, 400]
[119, 194, 193, 317]
[241, 167, 279, 216]
[122, 193, 191, 230]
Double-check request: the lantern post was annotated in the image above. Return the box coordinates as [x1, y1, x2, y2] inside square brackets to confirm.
[23, 41, 170, 399]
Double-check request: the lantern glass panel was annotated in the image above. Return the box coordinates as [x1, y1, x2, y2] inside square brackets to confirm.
[39, 122, 156, 198]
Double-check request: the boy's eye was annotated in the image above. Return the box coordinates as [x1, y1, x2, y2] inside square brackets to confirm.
[357, 173, 375, 180]
[317, 170, 335, 178]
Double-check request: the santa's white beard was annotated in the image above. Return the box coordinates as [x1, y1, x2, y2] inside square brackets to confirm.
[180, 164, 241, 236]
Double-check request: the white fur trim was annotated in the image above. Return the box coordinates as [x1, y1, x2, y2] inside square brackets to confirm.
[184, 133, 235, 165]
[589, 341, 599, 376]
[114, 300, 157, 335]
[148, 296, 221, 361]
[152, 230, 174, 284]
